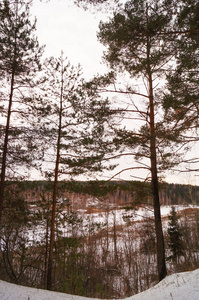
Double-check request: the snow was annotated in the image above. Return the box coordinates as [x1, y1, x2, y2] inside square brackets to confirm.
[127, 268, 199, 300]
[81, 205, 198, 229]
[26, 205, 199, 245]
[1, 268, 199, 300]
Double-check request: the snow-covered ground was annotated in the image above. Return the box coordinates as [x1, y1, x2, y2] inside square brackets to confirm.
[0, 268, 199, 300]
[27, 205, 198, 244]
[78, 204, 199, 227]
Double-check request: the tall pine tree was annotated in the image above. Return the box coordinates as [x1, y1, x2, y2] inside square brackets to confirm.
[0, 0, 44, 222]
[96, 0, 184, 281]
[37, 53, 114, 290]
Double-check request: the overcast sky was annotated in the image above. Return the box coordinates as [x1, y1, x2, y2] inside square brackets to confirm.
[31, 0, 108, 79]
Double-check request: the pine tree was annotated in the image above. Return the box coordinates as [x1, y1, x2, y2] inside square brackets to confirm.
[167, 206, 184, 262]
[76, 0, 197, 281]
[37, 53, 114, 290]
[95, 0, 183, 281]
[0, 0, 44, 222]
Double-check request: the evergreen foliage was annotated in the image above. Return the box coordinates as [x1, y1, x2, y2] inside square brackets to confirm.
[37, 54, 115, 179]
[0, 0, 44, 222]
[167, 206, 184, 262]
[162, 0, 199, 155]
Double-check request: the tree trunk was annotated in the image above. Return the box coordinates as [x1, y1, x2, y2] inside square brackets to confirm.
[46, 111, 61, 291]
[46, 55, 64, 290]
[148, 70, 167, 281]
[113, 211, 118, 264]
[146, 26, 167, 280]
[0, 66, 15, 223]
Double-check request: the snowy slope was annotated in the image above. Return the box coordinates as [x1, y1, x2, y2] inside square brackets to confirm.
[0, 268, 199, 300]
[127, 268, 199, 300]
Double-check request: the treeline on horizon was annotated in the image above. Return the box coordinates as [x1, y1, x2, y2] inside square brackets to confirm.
[5, 180, 199, 206]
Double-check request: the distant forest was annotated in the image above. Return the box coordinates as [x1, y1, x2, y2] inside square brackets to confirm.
[6, 180, 199, 208]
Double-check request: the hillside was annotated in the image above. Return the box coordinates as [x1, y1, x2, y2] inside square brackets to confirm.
[6, 180, 199, 210]
[2, 180, 199, 299]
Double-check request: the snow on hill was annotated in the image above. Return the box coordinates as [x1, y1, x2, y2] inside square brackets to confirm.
[0, 268, 199, 300]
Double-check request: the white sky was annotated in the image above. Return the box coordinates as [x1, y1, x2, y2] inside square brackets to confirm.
[31, 0, 108, 79]
[29, 0, 199, 185]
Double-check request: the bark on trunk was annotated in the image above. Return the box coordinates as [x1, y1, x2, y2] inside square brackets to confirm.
[148, 71, 167, 281]
[0, 5, 18, 223]
[46, 57, 64, 290]
[0, 66, 15, 223]
[146, 26, 167, 281]
[46, 166, 59, 290]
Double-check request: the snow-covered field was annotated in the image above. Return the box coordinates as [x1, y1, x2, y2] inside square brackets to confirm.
[0, 268, 199, 300]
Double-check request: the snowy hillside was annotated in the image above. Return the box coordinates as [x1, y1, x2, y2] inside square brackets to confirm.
[0, 268, 199, 300]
